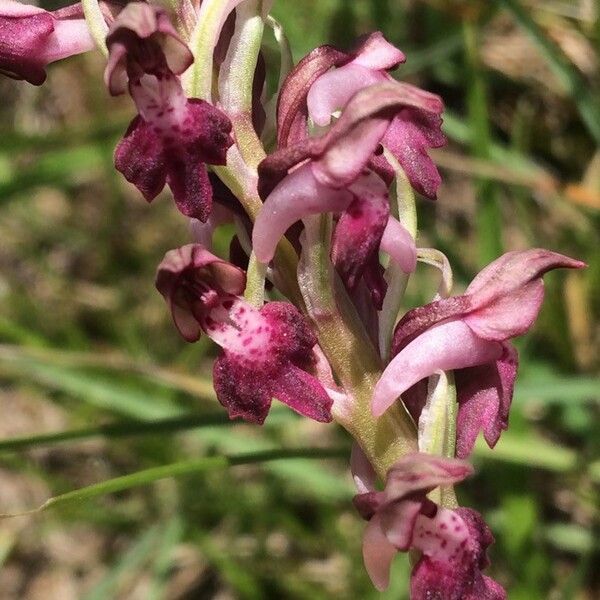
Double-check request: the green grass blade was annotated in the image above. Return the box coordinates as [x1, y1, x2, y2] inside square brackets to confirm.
[0, 357, 182, 419]
[0, 412, 235, 453]
[0, 448, 347, 518]
[499, 0, 600, 145]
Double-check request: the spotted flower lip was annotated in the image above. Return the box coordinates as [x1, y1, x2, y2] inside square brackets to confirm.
[0, 0, 94, 85]
[155, 244, 246, 343]
[212, 301, 334, 424]
[107, 2, 234, 221]
[156, 245, 332, 425]
[353, 452, 504, 598]
[372, 249, 586, 455]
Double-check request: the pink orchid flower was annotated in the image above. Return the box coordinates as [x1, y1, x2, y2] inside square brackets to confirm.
[352, 450, 505, 598]
[254, 82, 426, 307]
[0, 0, 94, 85]
[107, 2, 233, 221]
[372, 249, 585, 457]
[277, 32, 446, 199]
[156, 244, 333, 424]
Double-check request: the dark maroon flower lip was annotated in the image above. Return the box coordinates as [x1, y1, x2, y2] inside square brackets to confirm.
[212, 301, 333, 425]
[156, 245, 333, 425]
[107, 2, 233, 221]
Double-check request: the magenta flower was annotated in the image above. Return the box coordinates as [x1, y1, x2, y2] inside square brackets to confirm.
[107, 2, 233, 221]
[0, 0, 94, 85]
[277, 32, 445, 198]
[372, 249, 585, 457]
[254, 82, 423, 306]
[352, 451, 505, 598]
[156, 244, 333, 424]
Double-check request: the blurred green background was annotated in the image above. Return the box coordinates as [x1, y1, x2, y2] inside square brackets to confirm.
[0, 0, 599, 598]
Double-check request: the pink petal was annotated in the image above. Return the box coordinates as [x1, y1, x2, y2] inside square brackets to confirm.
[464, 249, 585, 341]
[362, 514, 397, 591]
[380, 498, 423, 550]
[311, 115, 389, 189]
[307, 63, 384, 126]
[455, 343, 518, 458]
[312, 81, 444, 189]
[466, 249, 584, 296]
[259, 80, 446, 197]
[0, 1, 46, 17]
[380, 215, 417, 274]
[331, 172, 390, 289]
[252, 162, 352, 264]
[391, 296, 472, 355]
[39, 17, 93, 63]
[0, 3, 92, 85]
[384, 453, 473, 503]
[373, 319, 503, 417]
[351, 31, 405, 71]
[464, 279, 545, 340]
[382, 108, 445, 199]
[277, 44, 347, 147]
[0, 10, 54, 84]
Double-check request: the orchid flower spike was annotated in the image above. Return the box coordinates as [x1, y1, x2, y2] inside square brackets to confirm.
[156, 244, 333, 424]
[352, 451, 505, 598]
[0, 0, 94, 85]
[107, 2, 233, 221]
[373, 249, 585, 457]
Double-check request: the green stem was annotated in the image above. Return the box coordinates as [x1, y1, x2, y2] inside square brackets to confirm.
[379, 152, 416, 360]
[299, 216, 417, 480]
[244, 252, 267, 306]
[82, 0, 108, 57]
